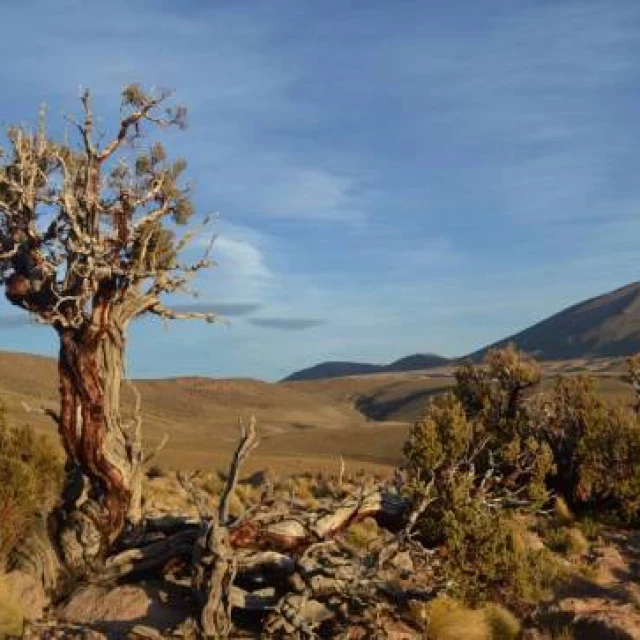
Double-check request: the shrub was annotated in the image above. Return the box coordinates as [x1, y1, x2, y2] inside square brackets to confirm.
[443, 507, 559, 607]
[543, 375, 640, 520]
[553, 497, 574, 526]
[422, 596, 491, 640]
[455, 344, 541, 432]
[403, 347, 562, 609]
[0, 407, 62, 569]
[403, 350, 554, 546]
[408, 597, 521, 640]
[544, 526, 589, 559]
[403, 393, 472, 481]
[343, 517, 380, 550]
[483, 603, 521, 640]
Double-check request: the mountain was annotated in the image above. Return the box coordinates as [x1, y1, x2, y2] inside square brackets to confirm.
[282, 361, 385, 381]
[385, 354, 451, 372]
[285, 281, 640, 382]
[469, 281, 640, 361]
[283, 353, 450, 382]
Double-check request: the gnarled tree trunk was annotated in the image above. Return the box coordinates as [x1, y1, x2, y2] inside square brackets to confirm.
[54, 318, 142, 570]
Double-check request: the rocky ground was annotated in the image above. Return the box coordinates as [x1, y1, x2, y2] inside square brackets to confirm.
[6, 471, 640, 639]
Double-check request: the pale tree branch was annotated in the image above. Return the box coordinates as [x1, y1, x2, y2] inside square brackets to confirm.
[219, 416, 259, 525]
[148, 301, 219, 324]
[96, 92, 168, 164]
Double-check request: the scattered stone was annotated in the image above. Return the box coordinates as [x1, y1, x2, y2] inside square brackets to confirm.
[391, 550, 414, 574]
[61, 582, 191, 635]
[557, 597, 640, 639]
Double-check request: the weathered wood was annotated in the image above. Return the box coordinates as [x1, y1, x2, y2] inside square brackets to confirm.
[194, 416, 259, 638]
[100, 529, 198, 581]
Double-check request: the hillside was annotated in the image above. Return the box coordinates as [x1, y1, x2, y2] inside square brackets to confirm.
[470, 280, 640, 361]
[284, 353, 450, 381]
[286, 281, 640, 382]
[0, 351, 406, 474]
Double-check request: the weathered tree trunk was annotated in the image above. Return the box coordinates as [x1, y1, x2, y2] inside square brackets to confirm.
[54, 319, 142, 570]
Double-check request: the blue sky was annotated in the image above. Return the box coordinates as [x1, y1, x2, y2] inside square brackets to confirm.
[0, 0, 639, 380]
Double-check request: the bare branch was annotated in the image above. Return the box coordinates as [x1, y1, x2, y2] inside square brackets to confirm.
[148, 301, 219, 324]
[219, 416, 259, 525]
[96, 93, 167, 164]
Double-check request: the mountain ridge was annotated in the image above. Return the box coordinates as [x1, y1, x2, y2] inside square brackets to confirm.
[282, 353, 451, 382]
[285, 281, 640, 381]
[469, 280, 640, 361]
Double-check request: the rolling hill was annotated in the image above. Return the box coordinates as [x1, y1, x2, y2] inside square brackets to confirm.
[0, 351, 406, 475]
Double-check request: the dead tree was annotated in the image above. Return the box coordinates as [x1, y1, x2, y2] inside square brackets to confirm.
[0, 86, 216, 574]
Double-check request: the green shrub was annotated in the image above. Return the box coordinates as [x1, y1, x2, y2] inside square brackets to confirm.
[403, 348, 554, 546]
[402, 347, 564, 610]
[403, 393, 472, 481]
[343, 517, 380, 550]
[0, 407, 62, 570]
[455, 344, 541, 432]
[544, 375, 640, 520]
[443, 505, 559, 607]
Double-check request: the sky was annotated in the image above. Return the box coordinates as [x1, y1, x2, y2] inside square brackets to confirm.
[0, 0, 639, 380]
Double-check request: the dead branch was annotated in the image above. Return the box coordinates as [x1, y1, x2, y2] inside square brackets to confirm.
[219, 416, 259, 525]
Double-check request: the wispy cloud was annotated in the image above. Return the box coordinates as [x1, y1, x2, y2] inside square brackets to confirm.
[0, 1, 639, 379]
[255, 166, 365, 221]
[248, 318, 325, 331]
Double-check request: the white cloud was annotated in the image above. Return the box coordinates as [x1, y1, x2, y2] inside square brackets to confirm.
[183, 222, 278, 309]
[257, 167, 364, 221]
[213, 235, 272, 286]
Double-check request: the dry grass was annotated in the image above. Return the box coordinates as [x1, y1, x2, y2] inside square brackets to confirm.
[421, 596, 491, 640]
[0, 350, 634, 478]
[0, 575, 24, 638]
[483, 604, 521, 640]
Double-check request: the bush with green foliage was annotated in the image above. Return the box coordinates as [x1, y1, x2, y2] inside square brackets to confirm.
[403, 346, 554, 544]
[542, 374, 640, 520]
[401, 344, 640, 609]
[0, 407, 62, 569]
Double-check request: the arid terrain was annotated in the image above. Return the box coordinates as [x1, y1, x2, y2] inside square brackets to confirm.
[0, 350, 633, 478]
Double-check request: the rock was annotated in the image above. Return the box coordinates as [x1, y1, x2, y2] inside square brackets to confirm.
[391, 551, 414, 574]
[2, 570, 48, 621]
[381, 619, 422, 639]
[24, 622, 108, 639]
[289, 596, 333, 626]
[557, 597, 640, 639]
[61, 581, 191, 635]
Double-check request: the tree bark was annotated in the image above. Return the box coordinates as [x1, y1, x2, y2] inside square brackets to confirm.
[55, 319, 142, 570]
